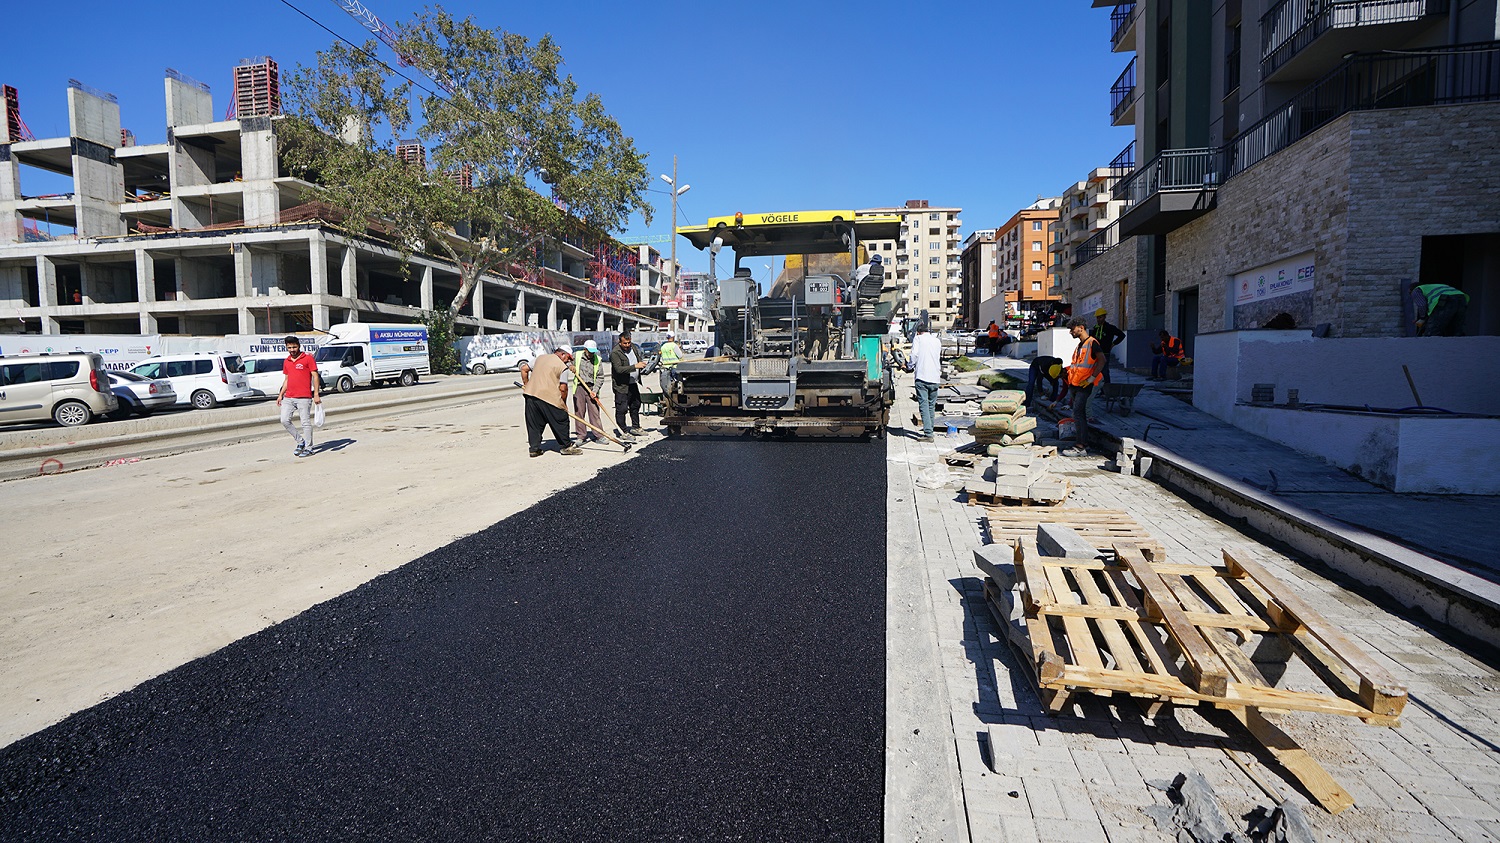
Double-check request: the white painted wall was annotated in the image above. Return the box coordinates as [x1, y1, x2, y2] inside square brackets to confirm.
[1398, 418, 1500, 495]
[1194, 331, 1500, 418]
[1037, 328, 1077, 362]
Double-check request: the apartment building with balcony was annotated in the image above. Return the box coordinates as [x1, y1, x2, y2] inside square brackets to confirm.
[1052, 151, 1133, 306]
[1072, 0, 1500, 366]
[984, 199, 1062, 327]
[856, 200, 964, 328]
[0, 68, 654, 338]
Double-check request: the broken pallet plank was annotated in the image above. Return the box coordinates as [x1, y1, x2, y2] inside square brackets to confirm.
[1116, 542, 1231, 698]
[1232, 706, 1356, 815]
[1222, 549, 1407, 718]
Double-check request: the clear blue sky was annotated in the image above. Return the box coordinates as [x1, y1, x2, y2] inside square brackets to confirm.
[5, 0, 1133, 273]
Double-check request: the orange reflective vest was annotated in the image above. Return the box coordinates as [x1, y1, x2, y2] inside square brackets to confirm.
[1163, 335, 1183, 360]
[1067, 336, 1103, 388]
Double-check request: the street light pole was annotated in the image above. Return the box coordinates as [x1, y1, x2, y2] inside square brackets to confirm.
[659, 158, 690, 331]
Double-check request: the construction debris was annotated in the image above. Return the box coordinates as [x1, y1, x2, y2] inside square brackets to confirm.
[974, 521, 1408, 814]
[1145, 772, 1317, 843]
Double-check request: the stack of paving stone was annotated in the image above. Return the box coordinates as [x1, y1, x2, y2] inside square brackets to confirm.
[988, 444, 1067, 503]
[969, 390, 1036, 447]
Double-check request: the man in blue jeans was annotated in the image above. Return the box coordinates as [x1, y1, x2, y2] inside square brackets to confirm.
[909, 322, 943, 442]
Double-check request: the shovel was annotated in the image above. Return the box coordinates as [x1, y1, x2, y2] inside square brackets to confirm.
[514, 381, 632, 453]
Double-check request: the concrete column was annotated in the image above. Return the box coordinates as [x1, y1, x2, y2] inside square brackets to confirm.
[309, 232, 328, 297]
[513, 289, 526, 325]
[595, 310, 604, 332]
[312, 305, 331, 331]
[233, 243, 253, 298]
[36, 256, 58, 332]
[472, 278, 485, 327]
[238, 306, 255, 334]
[340, 247, 357, 300]
[0, 154, 22, 245]
[571, 306, 581, 332]
[420, 265, 434, 311]
[134, 249, 155, 303]
[547, 298, 558, 331]
[239, 119, 280, 227]
[67, 85, 126, 239]
[77, 263, 93, 306]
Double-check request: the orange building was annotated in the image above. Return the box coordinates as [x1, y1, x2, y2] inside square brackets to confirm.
[986, 198, 1061, 319]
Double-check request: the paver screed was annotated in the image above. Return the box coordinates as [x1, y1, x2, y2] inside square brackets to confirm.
[0, 439, 887, 841]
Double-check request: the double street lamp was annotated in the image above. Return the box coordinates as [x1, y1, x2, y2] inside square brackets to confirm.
[660, 157, 690, 314]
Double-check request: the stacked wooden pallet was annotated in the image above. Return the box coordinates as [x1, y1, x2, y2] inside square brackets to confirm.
[975, 518, 1407, 814]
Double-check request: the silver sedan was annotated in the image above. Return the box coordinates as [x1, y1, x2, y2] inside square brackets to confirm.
[106, 370, 177, 418]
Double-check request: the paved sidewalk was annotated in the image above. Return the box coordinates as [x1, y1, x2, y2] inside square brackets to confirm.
[982, 357, 1500, 581]
[885, 371, 1500, 842]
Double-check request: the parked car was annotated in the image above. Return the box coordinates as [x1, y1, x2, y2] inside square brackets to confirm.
[241, 352, 288, 398]
[681, 339, 709, 355]
[639, 341, 662, 355]
[0, 352, 118, 427]
[466, 346, 533, 376]
[129, 352, 252, 410]
[105, 370, 176, 418]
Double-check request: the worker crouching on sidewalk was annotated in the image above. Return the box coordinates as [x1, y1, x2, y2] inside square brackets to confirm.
[520, 346, 581, 458]
[1062, 317, 1105, 458]
[571, 340, 605, 443]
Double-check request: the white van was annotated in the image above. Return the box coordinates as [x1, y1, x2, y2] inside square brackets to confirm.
[0, 352, 118, 427]
[241, 352, 289, 398]
[130, 352, 252, 410]
[315, 323, 430, 392]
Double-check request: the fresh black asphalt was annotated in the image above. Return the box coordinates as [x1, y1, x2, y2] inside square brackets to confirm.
[0, 439, 887, 841]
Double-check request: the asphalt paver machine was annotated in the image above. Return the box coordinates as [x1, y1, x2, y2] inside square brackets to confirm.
[666, 210, 904, 438]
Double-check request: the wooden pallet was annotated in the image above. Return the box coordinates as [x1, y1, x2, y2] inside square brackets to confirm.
[967, 489, 1067, 507]
[985, 534, 1408, 814]
[981, 507, 1160, 554]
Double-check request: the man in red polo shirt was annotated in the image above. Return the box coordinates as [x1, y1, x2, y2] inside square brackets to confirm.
[277, 335, 322, 457]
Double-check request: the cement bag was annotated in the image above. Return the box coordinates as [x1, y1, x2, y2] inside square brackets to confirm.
[980, 396, 1023, 415]
[974, 412, 1036, 435]
[1057, 418, 1076, 439]
[1002, 431, 1035, 446]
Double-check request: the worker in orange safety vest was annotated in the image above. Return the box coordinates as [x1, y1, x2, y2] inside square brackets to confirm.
[1062, 317, 1104, 457]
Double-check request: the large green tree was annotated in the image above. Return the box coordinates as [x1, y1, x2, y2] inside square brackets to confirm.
[282, 6, 652, 329]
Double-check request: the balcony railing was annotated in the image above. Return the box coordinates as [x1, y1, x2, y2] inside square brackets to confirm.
[1110, 2, 1138, 49]
[1074, 221, 1122, 269]
[1109, 140, 1136, 177]
[1230, 40, 1500, 179]
[1261, 0, 1451, 79]
[1112, 148, 1222, 206]
[1110, 57, 1137, 123]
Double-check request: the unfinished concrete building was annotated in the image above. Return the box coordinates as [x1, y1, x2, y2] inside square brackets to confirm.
[0, 66, 653, 338]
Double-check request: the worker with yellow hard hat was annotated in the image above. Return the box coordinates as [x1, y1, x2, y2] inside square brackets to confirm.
[1025, 354, 1066, 407]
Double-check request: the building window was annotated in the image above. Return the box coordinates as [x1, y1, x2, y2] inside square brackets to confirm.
[1032, 261, 1042, 271]
[929, 213, 939, 220]
[929, 285, 941, 293]
[1032, 241, 1041, 251]
[1031, 221, 1042, 231]
[929, 257, 940, 264]
[929, 300, 941, 309]
[930, 272, 939, 279]
[1032, 281, 1042, 291]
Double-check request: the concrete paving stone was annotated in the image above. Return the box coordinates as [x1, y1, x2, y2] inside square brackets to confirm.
[1356, 767, 1438, 814]
[1414, 791, 1500, 822]
[963, 809, 1011, 842]
[1013, 754, 1084, 783]
[996, 815, 1043, 843]
[1436, 760, 1500, 789]
[981, 775, 1035, 817]
[1070, 749, 1120, 789]
[1102, 823, 1168, 843]
[1044, 818, 1113, 843]
[1022, 777, 1069, 820]
[1437, 816, 1500, 842]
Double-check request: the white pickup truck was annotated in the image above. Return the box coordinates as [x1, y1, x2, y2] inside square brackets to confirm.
[315, 323, 431, 392]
